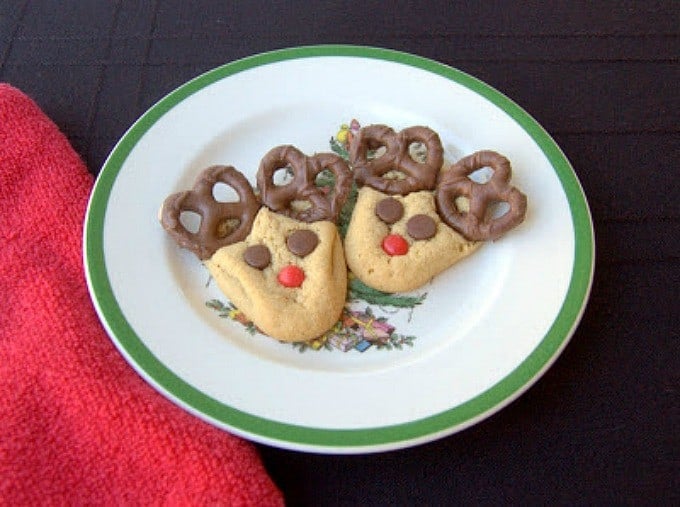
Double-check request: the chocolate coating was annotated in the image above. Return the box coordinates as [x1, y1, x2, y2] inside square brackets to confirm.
[257, 145, 352, 223]
[375, 197, 404, 224]
[243, 244, 271, 269]
[286, 229, 319, 257]
[160, 165, 260, 260]
[436, 151, 527, 241]
[407, 214, 437, 240]
[349, 125, 443, 195]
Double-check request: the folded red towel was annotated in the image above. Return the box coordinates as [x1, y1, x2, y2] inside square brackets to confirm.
[0, 84, 283, 505]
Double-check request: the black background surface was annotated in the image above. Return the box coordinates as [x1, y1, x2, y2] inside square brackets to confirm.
[2, 1, 677, 504]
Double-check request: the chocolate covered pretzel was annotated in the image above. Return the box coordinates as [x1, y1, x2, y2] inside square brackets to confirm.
[349, 125, 443, 195]
[257, 145, 352, 223]
[436, 150, 527, 241]
[160, 165, 260, 260]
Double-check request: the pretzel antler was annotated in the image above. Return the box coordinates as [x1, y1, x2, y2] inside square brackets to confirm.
[160, 165, 260, 259]
[349, 125, 443, 195]
[435, 150, 527, 241]
[256, 145, 352, 223]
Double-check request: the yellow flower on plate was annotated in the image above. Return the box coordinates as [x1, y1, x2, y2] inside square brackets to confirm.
[336, 124, 349, 144]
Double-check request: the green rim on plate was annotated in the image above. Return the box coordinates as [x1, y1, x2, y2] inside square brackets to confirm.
[84, 45, 594, 452]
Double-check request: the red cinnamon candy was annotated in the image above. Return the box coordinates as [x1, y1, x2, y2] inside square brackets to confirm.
[277, 265, 305, 288]
[382, 234, 409, 256]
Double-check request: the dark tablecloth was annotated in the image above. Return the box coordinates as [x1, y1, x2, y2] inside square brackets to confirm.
[3, 1, 676, 504]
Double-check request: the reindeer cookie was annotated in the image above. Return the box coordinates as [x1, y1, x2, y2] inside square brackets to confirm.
[344, 125, 527, 293]
[160, 146, 352, 342]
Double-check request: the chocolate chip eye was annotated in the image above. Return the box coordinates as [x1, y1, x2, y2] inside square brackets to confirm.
[375, 197, 403, 224]
[286, 229, 319, 257]
[243, 244, 271, 270]
[407, 214, 437, 240]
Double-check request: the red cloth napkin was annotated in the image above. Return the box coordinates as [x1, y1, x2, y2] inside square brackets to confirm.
[0, 84, 283, 505]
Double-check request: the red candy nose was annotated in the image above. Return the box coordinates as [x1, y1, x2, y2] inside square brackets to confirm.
[277, 265, 305, 288]
[382, 234, 409, 256]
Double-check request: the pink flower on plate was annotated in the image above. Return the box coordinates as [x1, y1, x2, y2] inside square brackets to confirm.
[361, 318, 394, 343]
[346, 310, 394, 343]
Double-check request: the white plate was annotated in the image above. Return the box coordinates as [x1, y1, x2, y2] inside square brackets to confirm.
[84, 45, 594, 454]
